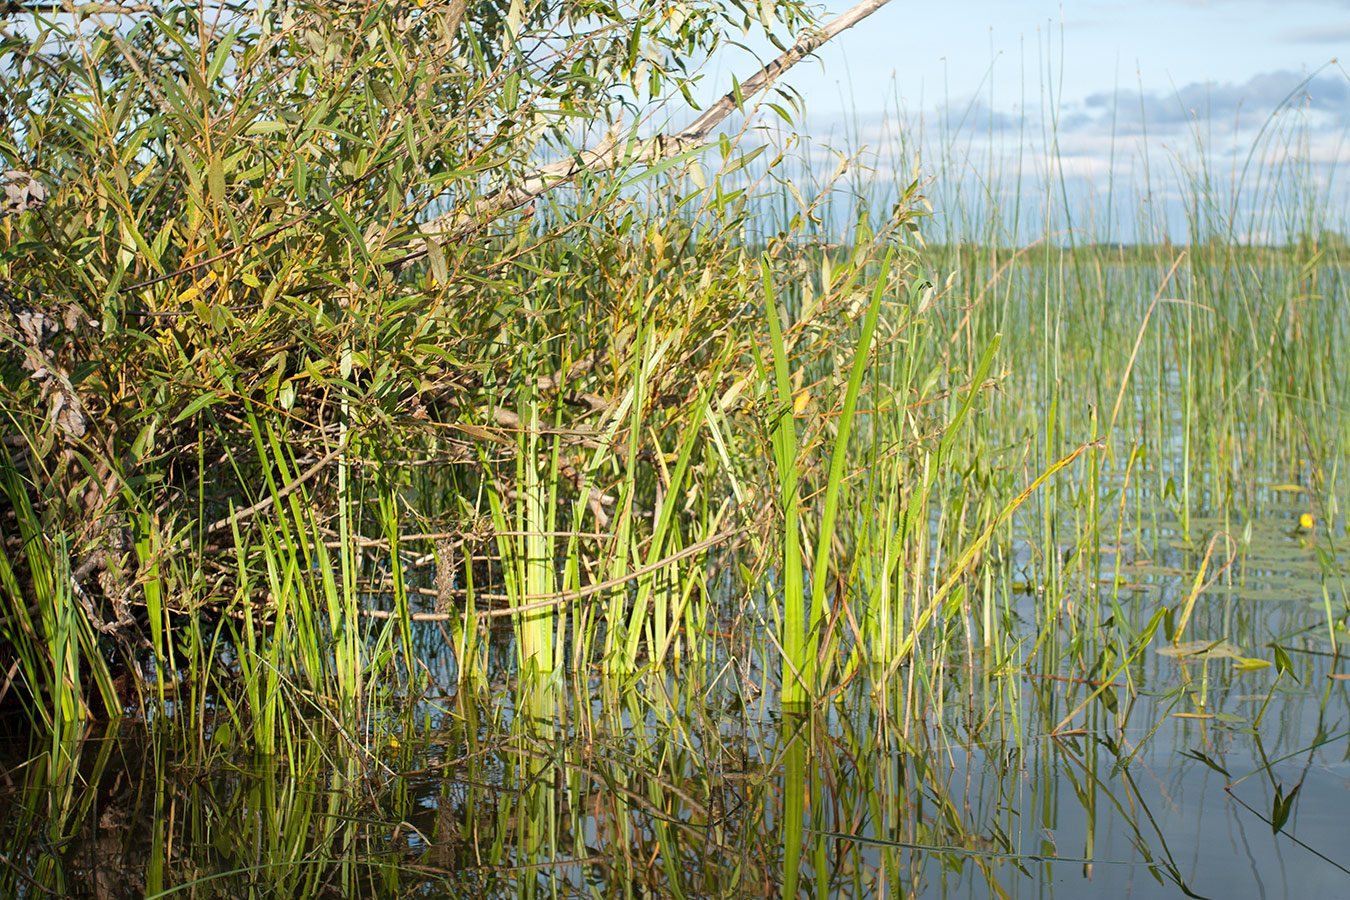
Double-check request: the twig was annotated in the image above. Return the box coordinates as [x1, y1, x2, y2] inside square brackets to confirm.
[361, 526, 744, 621]
[181, 441, 346, 549]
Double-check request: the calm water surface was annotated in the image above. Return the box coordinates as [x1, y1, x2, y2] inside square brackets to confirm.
[2, 494, 1345, 899]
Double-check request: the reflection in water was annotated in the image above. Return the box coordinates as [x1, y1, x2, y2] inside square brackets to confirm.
[4, 414, 1349, 898]
[2, 626, 1347, 899]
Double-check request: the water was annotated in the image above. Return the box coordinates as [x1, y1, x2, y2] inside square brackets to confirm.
[3, 499, 1346, 899]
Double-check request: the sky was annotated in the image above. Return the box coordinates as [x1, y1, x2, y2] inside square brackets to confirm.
[698, 0, 1350, 241]
[795, 0, 1346, 110]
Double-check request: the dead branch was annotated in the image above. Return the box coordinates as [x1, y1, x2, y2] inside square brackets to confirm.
[396, 0, 893, 268]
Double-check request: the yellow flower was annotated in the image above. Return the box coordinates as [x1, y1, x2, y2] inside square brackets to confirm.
[1299, 512, 1315, 530]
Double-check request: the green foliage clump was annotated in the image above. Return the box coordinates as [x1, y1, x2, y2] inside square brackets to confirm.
[0, 0, 945, 730]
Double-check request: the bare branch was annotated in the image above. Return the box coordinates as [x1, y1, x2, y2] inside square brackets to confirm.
[1, 170, 47, 218]
[398, 0, 893, 268]
[2, 1, 157, 15]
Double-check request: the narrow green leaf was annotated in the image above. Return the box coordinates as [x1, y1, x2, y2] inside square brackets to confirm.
[1183, 748, 1230, 777]
[721, 144, 767, 177]
[244, 120, 288, 136]
[616, 145, 708, 191]
[208, 156, 225, 207]
[811, 249, 891, 629]
[427, 238, 449, 284]
[1271, 783, 1300, 834]
[206, 29, 237, 84]
[173, 391, 220, 424]
[763, 258, 806, 705]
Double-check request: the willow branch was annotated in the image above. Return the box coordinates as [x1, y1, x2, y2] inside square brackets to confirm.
[397, 0, 892, 267]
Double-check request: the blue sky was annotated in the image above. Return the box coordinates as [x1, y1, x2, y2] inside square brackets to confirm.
[796, 0, 1347, 110]
[700, 0, 1350, 241]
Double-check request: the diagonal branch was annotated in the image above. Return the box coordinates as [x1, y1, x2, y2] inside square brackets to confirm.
[399, 0, 893, 266]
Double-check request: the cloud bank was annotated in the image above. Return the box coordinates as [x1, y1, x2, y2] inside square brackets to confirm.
[766, 67, 1350, 242]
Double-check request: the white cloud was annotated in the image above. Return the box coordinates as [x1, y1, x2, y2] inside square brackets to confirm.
[1278, 22, 1350, 42]
[1078, 70, 1350, 134]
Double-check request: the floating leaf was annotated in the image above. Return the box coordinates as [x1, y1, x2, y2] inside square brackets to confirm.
[1158, 639, 1242, 661]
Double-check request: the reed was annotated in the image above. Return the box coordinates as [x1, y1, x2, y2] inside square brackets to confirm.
[0, 2, 1345, 855]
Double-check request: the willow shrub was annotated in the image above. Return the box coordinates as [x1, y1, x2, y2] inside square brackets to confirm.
[0, 0, 967, 732]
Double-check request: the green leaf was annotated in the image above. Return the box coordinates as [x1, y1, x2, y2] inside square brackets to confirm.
[721, 144, 767, 177]
[173, 391, 221, 424]
[245, 120, 288, 136]
[371, 77, 397, 109]
[208, 156, 225, 207]
[1182, 748, 1230, 777]
[809, 250, 891, 636]
[1271, 783, 1300, 834]
[206, 29, 237, 84]
[1269, 643, 1298, 682]
[616, 145, 708, 191]
[427, 238, 449, 285]
[1158, 639, 1242, 661]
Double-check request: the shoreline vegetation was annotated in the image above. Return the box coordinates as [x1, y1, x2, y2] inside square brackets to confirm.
[1, 0, 1349, 893]
[0, 0, 1343, 730]
[0, 0, 939, 734]
[924, 233, 1347, 260]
